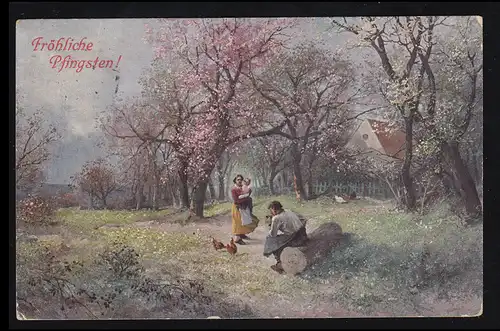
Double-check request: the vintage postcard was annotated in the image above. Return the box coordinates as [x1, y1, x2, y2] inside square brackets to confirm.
[15, 16, 483, 320]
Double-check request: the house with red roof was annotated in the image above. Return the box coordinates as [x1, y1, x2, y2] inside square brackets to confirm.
[346, 118, 407, 161]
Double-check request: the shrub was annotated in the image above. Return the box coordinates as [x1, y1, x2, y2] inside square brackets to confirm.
[16, 241, 254, 319]
[96, 242, 144, 279]
[16, 195, 57, 225]
[106, 197, 133, 210]
[54, 193, 79, 208]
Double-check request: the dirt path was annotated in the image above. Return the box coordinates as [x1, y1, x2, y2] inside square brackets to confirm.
[133, 212, 278, 270]
[131, 210, 337, 272]
[129, 212, 362, 318]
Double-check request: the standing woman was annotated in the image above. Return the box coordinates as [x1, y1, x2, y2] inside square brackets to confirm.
[231, 174, 260, 244]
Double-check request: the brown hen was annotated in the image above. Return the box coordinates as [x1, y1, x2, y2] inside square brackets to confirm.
[212, 237, 225, 250]
[226, 238, 237, 255]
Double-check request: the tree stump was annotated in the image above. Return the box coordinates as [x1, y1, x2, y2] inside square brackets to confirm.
[280, 222, 347, 275]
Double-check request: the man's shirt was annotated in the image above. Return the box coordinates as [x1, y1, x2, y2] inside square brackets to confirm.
[269, 210, 306, 237]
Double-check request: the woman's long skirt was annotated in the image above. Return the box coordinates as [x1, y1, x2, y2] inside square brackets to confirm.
[231, 204, 259, 236]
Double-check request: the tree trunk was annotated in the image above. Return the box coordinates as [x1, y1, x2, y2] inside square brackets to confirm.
[217, 173, 225, 201]
[151, 154, 159, 210]
[306, 151, 318, 199]
[169, 184, 179, 208]
[178, 168, 190, 209]
[305, 162, 314, 199]
[136, 183, 143, 210]
[269, 169, 277, 195]
[291, 144, 307, 201]
[89, 192, 95, 209]
[163, 184, 172, 206]
[192, 180, 209, 218]
[258, 171, 268, 191]
[130, 181, 138, 210]
[401, 116, 417, 211]
[225, 179, 231, 202]
[208, 178, 216, 201]
[152, 180, 159, 210]
[146, 185, 152, 208]
[436, 155, 459, 198]
[282, 170, 290, 193]
[282, 173, 288, 194]
[276, 173, 282, 194]
[280, 222, 349, 275]
[442, 141, 482, 218]
[469, 151, 480, 185]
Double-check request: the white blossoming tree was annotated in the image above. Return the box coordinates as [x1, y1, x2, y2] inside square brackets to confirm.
[331, 16, 482, 219]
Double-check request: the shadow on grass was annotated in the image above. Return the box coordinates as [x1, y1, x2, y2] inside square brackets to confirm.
[300, 234, 482, 308]
[299, 233, 413, 282]
[299, 231, 483, 300]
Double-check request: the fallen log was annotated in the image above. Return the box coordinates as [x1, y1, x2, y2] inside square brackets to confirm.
[280, 222, 349, 275]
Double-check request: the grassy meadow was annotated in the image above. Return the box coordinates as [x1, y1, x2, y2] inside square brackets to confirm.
[16, 195, 482, 319]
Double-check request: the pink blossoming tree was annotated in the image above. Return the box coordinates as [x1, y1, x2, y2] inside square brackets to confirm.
[107, 18, 297, 217]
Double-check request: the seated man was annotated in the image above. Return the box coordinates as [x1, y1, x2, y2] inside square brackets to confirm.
[263, 201, 308, 274]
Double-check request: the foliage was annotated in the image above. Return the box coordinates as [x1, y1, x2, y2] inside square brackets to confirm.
[16, 195, 57, 225]
[16, 239, 254, 319]
[247, 42, 359, 199]
[97, 227, 203, 259]
[53, 192, 79, 208]
[97, 17, 481, 217]
[203, 201, 234, 217]
[71, 159, 118, 208]
[56, 208, 172, 233]
[96, 242, 145, 278]
[330, 16, 482, 216]
[15, 105, 60, 190]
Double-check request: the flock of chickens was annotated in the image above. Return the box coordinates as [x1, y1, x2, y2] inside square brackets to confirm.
[211, 237, 238, 255]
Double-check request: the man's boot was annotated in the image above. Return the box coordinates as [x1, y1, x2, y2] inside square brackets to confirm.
[271, 262, 285, 274]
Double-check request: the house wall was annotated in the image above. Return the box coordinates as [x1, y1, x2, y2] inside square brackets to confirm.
[345, 119, 405, 175]
[346, 120, 385, 155]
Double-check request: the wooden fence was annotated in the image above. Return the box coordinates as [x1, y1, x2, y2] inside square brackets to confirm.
[251, 178, 393, 199]
[312, 179, 392, 199]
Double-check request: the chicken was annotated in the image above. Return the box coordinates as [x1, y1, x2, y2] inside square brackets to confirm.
[211, 237, 225, 250]
[342, 194, 353, 202]
[226, 238, 237, 255]
[334, 195, 347, 204]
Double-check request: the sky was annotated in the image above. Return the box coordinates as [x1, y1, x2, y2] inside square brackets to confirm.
[15, 18, 374, 184]
[16, 18, 156, 183]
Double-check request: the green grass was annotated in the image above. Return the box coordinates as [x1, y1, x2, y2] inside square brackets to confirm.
[17, 195, 483, 318]
[55, 208, 174, 233]
[224, 194, 482, 315]
[97, 226, 204, 259]
[203, 196, 270, 218]
[203, 201, 234, 217]
[177, 243, 313, 299]
[295, 200, 483, 315]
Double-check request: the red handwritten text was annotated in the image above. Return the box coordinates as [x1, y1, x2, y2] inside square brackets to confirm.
[32, 37, 93, 52]
[49, 55, 122, 73]
[31, 37, 123, 73]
